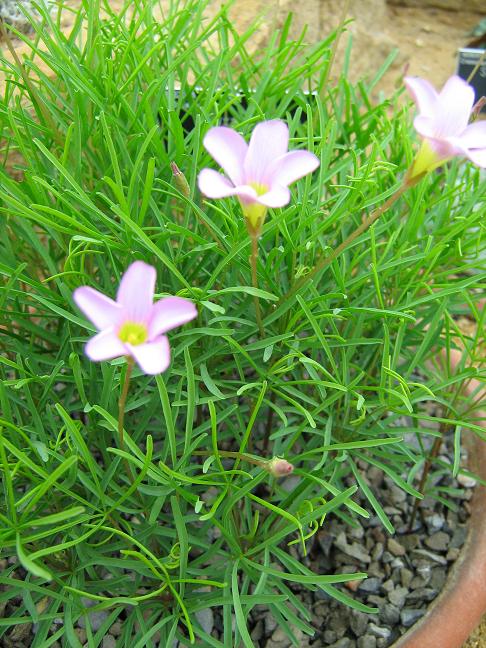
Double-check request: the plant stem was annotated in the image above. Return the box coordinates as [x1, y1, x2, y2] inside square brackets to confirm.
[408, 424, 445, 531]
[283, 181, 411, 304]
[193, 449, 266, 468]
[250, 233, 264, 337]
[118, 357, 137, 489]
[118, 357, 134, 451]
[263, 391, 277, 453]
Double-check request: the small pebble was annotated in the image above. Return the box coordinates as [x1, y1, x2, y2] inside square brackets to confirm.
[371, 543, 384, 561]
[412, 549, 447, 566]
[446, 547, 460, 561]
[350, 610, 368, 636]
[381, 551, 394, 563]
[251, 620, 264, 641]
[387, 538, 406, 557]
[450, 525, 467, 549]
[367, 595, 387, 607]
[457, 474, 476, 488]
[368, 561, 383, 578]
[424, 513, 445, 533]
[429, 568, 447, 591]
[388, 484, 407, 504]
[400, 608, 425, 627]
[382, 579, 394, 593]
[195, 608, 214, 635]
[334, 533, 371, 563]
[357, 637, 377, 648]
[265, 614, 278, 634]
[409, 575, 429, 589]
[406, 587, 437, 602]
[368, 623, 391, 640]
[323, 630, 337, 644]
[349, 525, 365, 540]
[318, 533, 334, 556]
[379, 603, 400, 625]
[388, 586, 408, 609]
[358, 577, 382, 594]
[270, 627, 293, 646]
[329, 639, 352, 648]
[400, 568, 413, 588]
[102, 636, 116, 648]
[78, 599, 108, 632]
[425, 531, 449, 553]
[400, 534, 419, 551]
[390, 557, 405, 569]
[329, 614, 348, 639]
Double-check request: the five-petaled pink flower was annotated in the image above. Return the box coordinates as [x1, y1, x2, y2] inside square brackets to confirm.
[405, 75, 486, 178]
[198, 119, 319, 234]
[73, 261, 197, 375]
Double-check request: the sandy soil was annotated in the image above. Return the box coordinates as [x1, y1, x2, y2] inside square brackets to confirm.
[379, 5, 483, 91]
[1, 1, 483, 95]
[466, 620, 486, 648]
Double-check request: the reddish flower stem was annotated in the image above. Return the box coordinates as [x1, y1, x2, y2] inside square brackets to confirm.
[250, 233, 265, 337]
[117, 357, 138, 490]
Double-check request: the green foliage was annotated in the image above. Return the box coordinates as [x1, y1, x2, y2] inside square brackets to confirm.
[0, 0, 485, 646]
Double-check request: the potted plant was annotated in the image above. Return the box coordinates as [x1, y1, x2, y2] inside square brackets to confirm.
[0, 1, 484, 647]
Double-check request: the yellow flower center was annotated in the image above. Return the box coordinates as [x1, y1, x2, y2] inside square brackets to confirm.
[242, 182, 270, 233]
[242, 202, 268, 233]
[248, 181, 269, 196]
[118, 321, 148, 346]
[408, 140, 448, 181]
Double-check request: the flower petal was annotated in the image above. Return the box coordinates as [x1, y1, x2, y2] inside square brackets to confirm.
[116, 261, 156, 322]
[149, 297, 197, 338]
[435, 75, 475, 137]
[198, 168, 238, 198]
[427, 136, 463, 160]
[257, 185, 291, 208]
[244, 120, 289, 185]
[73, 286, 122, 330]
[269, 150, 320, 187]
[198, 168, 259, 203]
[127, 336, 171, 375]
[85, 328, 126, 361]
[413, 115, 437, 139]
[203, 126, 248, 185]
[404, 76, 438, 118]
[465, 148, 486, 168]
[456, 121, 486, 150]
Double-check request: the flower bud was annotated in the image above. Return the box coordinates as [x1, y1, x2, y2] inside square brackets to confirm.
[266, 457, 294, 478]
[170, 161, 191, 198]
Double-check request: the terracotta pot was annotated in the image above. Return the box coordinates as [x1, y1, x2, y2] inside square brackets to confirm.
[392, 352, 486, 648]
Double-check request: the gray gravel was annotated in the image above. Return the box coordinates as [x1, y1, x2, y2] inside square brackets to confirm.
[261, 431, 472, 648]
[0, 1, 51, 35]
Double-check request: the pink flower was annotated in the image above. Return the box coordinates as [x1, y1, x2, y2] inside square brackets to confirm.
[198, 119, 319, 233]
[73, 261, 197, 375]
[405, 75, 486, 178]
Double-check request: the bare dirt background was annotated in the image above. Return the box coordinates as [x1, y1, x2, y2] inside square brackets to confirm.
[1, 0, 485, 644]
